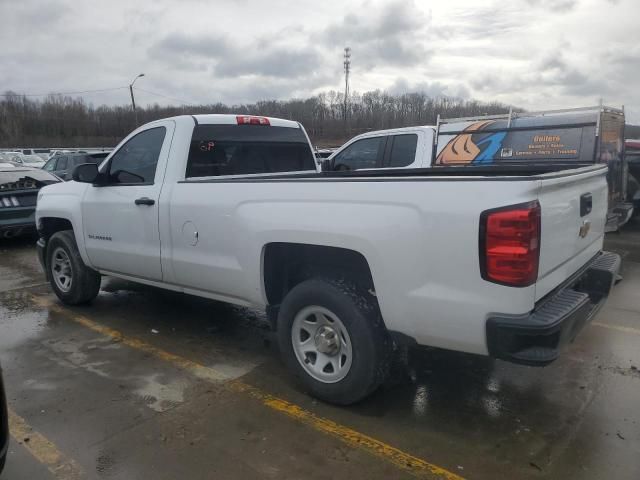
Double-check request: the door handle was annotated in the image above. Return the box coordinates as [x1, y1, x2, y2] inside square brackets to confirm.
[135, 197, 155, 206]
[580, 193, 592, 217]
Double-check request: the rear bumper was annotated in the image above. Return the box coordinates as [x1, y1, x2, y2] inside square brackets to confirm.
[487, 251, 621, 366]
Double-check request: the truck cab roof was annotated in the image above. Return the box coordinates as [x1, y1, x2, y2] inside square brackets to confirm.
[347, 125, 436, 137]
[191, 114, 302, 129]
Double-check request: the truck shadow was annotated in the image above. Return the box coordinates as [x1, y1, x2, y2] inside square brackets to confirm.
[0, 232, 38, 250]
[94, 275, 600, 466]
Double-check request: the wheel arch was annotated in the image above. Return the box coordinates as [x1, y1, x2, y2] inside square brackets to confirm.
[38, 216, 93, 268]
[262, 242, 377, 325]
[38, 217, 73, 241]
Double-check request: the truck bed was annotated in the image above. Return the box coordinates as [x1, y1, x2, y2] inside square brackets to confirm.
[183, 163, 599, 182]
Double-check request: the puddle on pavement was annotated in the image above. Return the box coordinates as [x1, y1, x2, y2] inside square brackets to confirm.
[0, 292, 50, 351]
[134, 373, 191, 412]
[95, 448, 120, 478]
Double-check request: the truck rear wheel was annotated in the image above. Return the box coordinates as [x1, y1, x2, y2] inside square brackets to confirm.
[47, 230, 101, 305]
[277, 278, 391, 405]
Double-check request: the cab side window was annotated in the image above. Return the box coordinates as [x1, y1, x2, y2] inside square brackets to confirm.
[388, 134, 418, 167]
[107, 127, 166, 184]
[332, 137, 385, 171]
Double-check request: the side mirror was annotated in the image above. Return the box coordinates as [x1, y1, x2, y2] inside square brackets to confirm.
[320, 159, 333, 172]
[72, 163, 100, 183]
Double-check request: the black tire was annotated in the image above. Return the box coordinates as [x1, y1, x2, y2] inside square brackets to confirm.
[46, 230, 101, 305]
[277, 277, 391, 405]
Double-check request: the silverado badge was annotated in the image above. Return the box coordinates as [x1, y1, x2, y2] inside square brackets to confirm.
[579, 220, 591, 238]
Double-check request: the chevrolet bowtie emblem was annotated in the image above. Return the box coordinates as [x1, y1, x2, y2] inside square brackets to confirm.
[579, 220, 591, 238]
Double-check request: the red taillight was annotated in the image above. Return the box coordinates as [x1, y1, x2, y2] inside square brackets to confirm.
[236, 115, 270, 126]
[480, 201, 541, 287]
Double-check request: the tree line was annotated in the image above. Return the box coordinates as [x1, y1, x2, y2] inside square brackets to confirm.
[0, 89, 519, 148]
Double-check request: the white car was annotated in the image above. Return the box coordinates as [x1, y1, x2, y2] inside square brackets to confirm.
[0, 151, 23, 162]
[35, 114, 620, 404]
[21, 148, 51, 161]
[48, 149, 74, 160]
[1, 152, 44, 168]
[16, 154, 45, 169]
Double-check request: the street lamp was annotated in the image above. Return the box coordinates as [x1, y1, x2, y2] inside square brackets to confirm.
[129, 73, 145, 126]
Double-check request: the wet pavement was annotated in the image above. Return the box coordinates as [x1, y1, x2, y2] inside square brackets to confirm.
[0, 226, 639, 479]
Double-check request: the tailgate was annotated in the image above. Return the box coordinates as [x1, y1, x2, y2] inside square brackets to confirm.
[535, 166, 608, 301]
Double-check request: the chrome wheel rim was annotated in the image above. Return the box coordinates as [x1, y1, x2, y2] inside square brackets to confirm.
[51, 247, 73, 293]
[291, 305, 353, 383]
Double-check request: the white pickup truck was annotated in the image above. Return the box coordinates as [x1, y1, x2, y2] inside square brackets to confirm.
[36, 114, 620, 404]
[328, 106, 632, 231]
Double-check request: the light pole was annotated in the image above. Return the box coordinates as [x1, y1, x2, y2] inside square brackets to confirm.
[129, 73, 145, 126]
[343, 47, 351, 130]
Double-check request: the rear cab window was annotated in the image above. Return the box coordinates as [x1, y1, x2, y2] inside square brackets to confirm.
[186, 124, 315, 178]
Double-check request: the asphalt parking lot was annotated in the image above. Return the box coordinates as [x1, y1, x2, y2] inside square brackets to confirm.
[0, 225, 639, 480]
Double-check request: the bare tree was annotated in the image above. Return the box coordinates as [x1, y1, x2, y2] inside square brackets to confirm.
[0, 90, 516, 148]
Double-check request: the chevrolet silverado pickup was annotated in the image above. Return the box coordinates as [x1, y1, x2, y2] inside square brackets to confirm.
[35, 114, 620, 404]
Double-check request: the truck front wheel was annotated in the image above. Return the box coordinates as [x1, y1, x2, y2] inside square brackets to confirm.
[47, 230, 101, 305]
[277, 278, 391, 405]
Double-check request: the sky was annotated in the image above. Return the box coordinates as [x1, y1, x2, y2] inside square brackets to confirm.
[1, 0, 639, 122]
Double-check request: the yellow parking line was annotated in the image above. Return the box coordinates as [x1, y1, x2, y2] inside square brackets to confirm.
[8, 408, 84, 479]
[31, 295, 464, 480]
[229, 381, 463, 479]
[593, 322, 640, 335]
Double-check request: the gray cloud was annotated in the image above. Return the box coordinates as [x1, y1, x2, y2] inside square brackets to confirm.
[148, 33, 232, 60]
[317, 0, 431, 70]
[0, 0, 638, 122]
[524, 0, 578, 11]
[537, 53, 615, 96]
[149, 33, 324, 80]
[469, 50, 618, 102]
[387, 77, 470, 99]
[436, 7, 521, 40]
[6, 0, 70, 24]
[214, 47, 323, 79]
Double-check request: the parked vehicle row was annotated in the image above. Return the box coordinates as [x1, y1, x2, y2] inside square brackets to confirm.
[0, 148, 114, 164]
[0, 152, 45, 168]
[42, 152, 109, 181]
[313, 147, 337, 162]
[35, 113, 619, 404]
